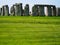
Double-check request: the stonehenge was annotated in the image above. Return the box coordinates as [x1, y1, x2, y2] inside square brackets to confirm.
[0, 3, 60, 16]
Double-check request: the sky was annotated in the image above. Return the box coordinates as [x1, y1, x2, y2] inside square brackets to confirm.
[0, 0, 60, 11]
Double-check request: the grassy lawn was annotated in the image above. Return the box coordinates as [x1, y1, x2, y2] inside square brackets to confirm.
[0, 16, 60, 45]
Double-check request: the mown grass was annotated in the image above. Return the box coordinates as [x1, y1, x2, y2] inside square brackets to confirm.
[0, 16, 60, 45]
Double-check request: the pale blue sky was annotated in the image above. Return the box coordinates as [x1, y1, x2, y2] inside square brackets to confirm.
[0, 0, 60, 11]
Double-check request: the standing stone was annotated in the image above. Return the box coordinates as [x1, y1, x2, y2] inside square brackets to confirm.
[1, 6, 4, 16]
[10, 5, 15, 16]
[0, 8, 2, 16]
[52, 6, 56, 16]
[22, 10, 24, 16]
[57, 8, 60, 16]
[46, 6, 52, 16]
[4, 5, 9, 16]
[18, 3, 23, 16]
[32, 5, 39, 16]
[13, 3, 23, 16]
[38, 6, 45, 16]
[1, 5, 9, 16]
[32, 5, 45, 16]
[13, 3, 20, 16]
[14, 3, 18, 16]
[17, 4, 20, 16]
[24, 4, 29, 16]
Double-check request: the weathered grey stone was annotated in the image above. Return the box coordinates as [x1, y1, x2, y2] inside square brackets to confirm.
[13, 3, 18, 16]
[17, 4, 21, 16]
[10, 3, 23, 16]
[32, 5, 56, 16]
[13, 3, 23, 16]
[1, 6, 4, 16]
[38, 6, 45, 16]
[14, 5, 17, 16]
[32, 6, 39, 16]
[10, 5, 15, 16]
[4, 5, 9, 16]
[52, 6, 56, 16]
[0, 8, 2, 16]
[18, 3, 23, 16]
[32, 5, 45, 16]
[56, 8, 60, 16]
[46, 6, 52, 16]
[1, 5, 9, 16]
[24, 4, 29, 16]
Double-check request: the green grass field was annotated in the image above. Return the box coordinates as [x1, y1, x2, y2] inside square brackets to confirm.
[0, 16, 60, 45]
